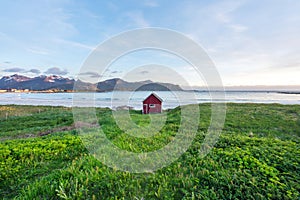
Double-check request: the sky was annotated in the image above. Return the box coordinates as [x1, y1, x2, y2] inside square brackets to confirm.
[0, 0, 299, 87]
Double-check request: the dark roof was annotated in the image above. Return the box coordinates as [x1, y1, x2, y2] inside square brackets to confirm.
[143, 92, 163, 102]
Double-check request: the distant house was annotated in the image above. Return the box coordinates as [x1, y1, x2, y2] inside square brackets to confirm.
[143, 93, 162, 114]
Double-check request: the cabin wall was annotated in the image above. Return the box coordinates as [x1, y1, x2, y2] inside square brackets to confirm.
[143, 96, 161, 105]
[143, 95, 162, 114]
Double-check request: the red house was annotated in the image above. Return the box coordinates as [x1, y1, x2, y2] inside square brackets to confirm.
[143, 93, 162, 114]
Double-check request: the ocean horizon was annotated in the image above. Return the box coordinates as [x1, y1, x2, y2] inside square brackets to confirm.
[1, 90, 299, 109]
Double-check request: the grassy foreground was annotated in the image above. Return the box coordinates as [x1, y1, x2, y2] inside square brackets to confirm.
[0, 104, 299, 199]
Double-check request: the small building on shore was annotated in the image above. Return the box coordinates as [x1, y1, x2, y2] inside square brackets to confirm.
[142, 93, 162, 114]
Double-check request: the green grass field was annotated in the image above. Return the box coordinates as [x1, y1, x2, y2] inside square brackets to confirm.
[0, 104, 299, 199]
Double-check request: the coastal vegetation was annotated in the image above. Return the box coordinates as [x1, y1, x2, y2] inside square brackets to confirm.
[0, 104, 299, 199]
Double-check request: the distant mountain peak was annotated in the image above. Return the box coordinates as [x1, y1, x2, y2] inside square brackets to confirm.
[1, 74, 30, 83]
[96, 78, 182, 92]
[0, 74, 74, 90]
[0, 74, 183, 92]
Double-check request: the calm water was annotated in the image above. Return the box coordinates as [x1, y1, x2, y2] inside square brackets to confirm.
[0, 91, 299, 109]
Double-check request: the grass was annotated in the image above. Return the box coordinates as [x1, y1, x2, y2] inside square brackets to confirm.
[0, 103, 299, 199]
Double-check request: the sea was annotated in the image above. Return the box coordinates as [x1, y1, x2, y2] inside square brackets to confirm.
[0, 91, 299, 110]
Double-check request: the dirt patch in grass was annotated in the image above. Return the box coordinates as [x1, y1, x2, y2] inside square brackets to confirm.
[38, 121, 98, 137]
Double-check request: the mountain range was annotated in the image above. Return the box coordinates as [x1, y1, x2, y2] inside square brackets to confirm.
[0, 74, 183, 92]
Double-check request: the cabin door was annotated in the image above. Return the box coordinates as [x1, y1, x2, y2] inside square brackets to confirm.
[143, 104, 148, 114]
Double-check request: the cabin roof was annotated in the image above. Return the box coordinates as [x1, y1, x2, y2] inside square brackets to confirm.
[143, 92, 163, 102]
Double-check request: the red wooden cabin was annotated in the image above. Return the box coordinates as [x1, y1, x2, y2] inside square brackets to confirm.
[142, 93, 162, 114]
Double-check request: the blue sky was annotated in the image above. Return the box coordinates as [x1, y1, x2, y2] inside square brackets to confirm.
[0, 0, 299, 86]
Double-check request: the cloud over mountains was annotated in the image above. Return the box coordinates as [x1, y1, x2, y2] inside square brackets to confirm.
[2, 67, 68, 76]
[44, 67, 68, 75]
[3, 67, 25, 73]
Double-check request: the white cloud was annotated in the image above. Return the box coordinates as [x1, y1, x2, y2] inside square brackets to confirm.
[143, 0, 159, 7]
[228, 24, 248, 32]
[126, 11, 150, 27]
[3, 67, 25, 73]
[27, 69, 41, 74]
[26, 47, 50, 55]
[54, 39, 96, 50]
[44, 67, 68, 75]
[211, 1, 248, 33]
[214, 1, 245, 23]
[225, 65, 300, 86]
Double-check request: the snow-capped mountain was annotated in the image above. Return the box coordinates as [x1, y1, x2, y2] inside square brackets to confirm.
[1, 74, 31, 84]
[0, 74, 75, 90]
[0, 74, 183, 92]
